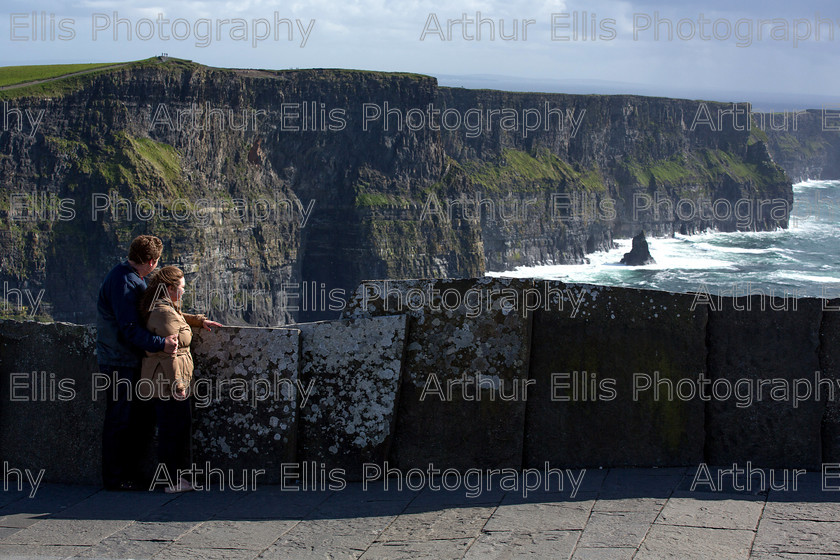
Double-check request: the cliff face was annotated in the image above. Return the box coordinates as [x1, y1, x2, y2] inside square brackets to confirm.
[762, 109, 840, 182]
[0, 58, 792, 325]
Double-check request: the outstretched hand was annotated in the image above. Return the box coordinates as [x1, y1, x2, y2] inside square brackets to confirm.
[202, 320, 223, 331]
[164, 334, 179, 354]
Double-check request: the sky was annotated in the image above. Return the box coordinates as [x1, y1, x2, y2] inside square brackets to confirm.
[2, 0, 839, 110]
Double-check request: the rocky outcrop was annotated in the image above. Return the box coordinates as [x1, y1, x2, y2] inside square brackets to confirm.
[762, 109, 840, 182]
[0, 59, 793, 326]
[620, 231, 655, 266]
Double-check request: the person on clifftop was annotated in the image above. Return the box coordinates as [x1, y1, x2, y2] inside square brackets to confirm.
[96, 235, 178, 491]
[138, 265, 221, 493]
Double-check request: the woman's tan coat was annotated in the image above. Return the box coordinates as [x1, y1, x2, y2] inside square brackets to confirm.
[140, 299, 205, 399]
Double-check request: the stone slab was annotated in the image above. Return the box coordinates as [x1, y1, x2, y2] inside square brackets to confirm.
[635, 524, 755, 559]
[174, 519, 297, 550]
[359, 538, 473, 560]
[154, 545, 261, 560]
[295, 315, 407, 481]
[656, 492, 765, 530]
[191, 327, 301, 484]
[376, 506, 494, 541]
[577, 511, 657, 547]
[706, 296, 824, 468]
[259, 516, 394, 559]
[344, 278, 533, 471]
[752, 518, 840, 555]
[0, 543, 89, 558]
[72, 536, 172, 558]
[571, 547, 637, 560]
[2, 518, 132, 546]
[0, 321, 101, 484]
[525, 283, 707, 468]
[820, 299, 840, 462]
[483, 501, 593, 532]
[465, 530, 580, 559]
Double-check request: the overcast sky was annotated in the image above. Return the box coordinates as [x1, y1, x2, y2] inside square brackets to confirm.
[3, 0, 838, 109]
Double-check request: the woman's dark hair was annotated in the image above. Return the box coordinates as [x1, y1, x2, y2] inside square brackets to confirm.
[138, 266, 184, 322]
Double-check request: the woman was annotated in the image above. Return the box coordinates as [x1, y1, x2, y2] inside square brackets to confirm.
[138, 266, 221, 493]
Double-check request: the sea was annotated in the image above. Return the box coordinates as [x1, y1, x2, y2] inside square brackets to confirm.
[487, 180, 840, 299]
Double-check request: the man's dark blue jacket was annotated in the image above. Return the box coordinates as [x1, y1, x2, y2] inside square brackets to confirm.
[96, 261, 165, 367]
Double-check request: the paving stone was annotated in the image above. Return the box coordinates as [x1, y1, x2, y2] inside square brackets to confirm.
[752, 518, 840, 555]
[578, 511, 656, 547]
[406, 486, 505, 508]
[0, 485, 100, 528]
[174, 519, 297, 550]
[761, 501, 840, 522]
[216, 488, 328, 520]
[636, 524, 755, 559]
[376, 506, 495, 541]
[706, 297, 824, 468]
[154, 545, 261, 560]
[749, 553, 840, 559]
[0, 543, 88, 559]
[500, 490, 598, 507]
[526, 283, 707, 467]
[70, 536, 171, 558]
[571, 547, 637, 560]
[50, 489, 174, 520]
[296, 316, 407, 481]
[110, 520, 199, 541]
[359, 538, 473, 560]
[344, 278, 533, 471]
[191, 327, 301, 484]
[464, 529, 580, 559]
[139, 489, 244, 522]
[0, 527, 21, 540]
[320, 483, 419, 505]
[310, 499, 408, 520]
[308, 486, 413, 517]
[484, 502, 593, 532]
[258, 517, 393, 559]
[2, 518, 132, 546]
[656, 492, 765, 530]
[769, 471, 839, 502]
[592, 497, 666, 513]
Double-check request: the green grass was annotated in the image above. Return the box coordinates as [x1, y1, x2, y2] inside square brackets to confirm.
[0, 63, 117, 87]
[460, 148, 606, 193]
[621, 148, 787, 189]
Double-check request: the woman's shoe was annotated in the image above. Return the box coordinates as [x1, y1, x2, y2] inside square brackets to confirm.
[164, 477, 194, 494]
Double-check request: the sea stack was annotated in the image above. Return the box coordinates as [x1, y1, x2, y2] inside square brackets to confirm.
[620, 231, 656, 266]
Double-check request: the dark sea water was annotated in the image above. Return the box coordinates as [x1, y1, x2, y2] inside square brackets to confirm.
[489, 180, 840, 299]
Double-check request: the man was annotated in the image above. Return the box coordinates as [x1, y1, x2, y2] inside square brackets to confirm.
[96, 235, 178, 491]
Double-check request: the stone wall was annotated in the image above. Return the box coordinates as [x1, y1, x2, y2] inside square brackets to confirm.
[1, 278, 838, 484]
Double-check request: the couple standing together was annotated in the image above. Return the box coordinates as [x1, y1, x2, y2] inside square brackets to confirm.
[95, 235, 221, 493]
